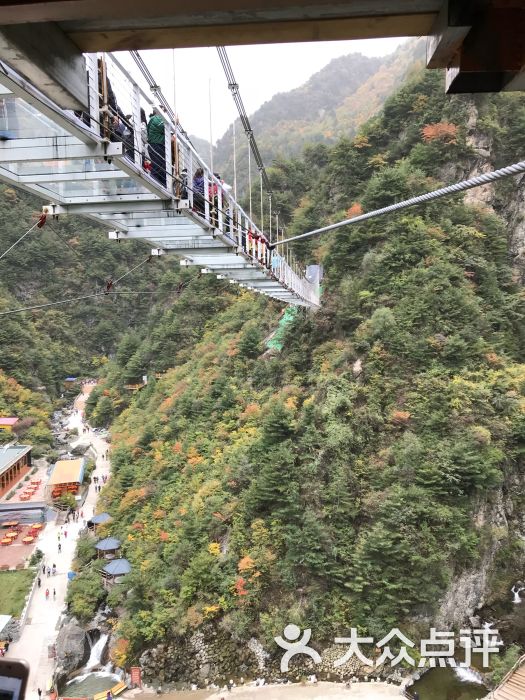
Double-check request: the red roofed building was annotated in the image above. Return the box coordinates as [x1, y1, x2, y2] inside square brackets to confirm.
[0, 417, 19, 433]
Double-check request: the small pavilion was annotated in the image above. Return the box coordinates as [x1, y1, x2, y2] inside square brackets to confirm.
[95, 537, 121, 559]
[89, 512, 112, 534]
[101, 558, 131, 589]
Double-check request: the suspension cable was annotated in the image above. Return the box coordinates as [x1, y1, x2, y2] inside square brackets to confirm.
[248, 141, 252, 220]
[269, 195, 272, 244]
[129, 50, 194, 148]
[0, 291, 158, 317]
[113, 256, 152, 285]
[260, 171, 264, 231]
[273, 159, 525, 248]
[216, 46, 272, 197]
[0, 213, 46, 263]
[233, 118, 238, 200]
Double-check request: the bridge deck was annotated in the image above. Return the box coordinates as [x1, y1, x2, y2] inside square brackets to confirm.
[0, 52, 320, 308]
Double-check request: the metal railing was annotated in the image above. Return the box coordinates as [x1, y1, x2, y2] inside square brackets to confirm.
[82, 52, 320, 307]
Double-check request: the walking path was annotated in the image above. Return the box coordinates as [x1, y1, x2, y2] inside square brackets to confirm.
[137, 682, 402, 700]
[10, 402, 110, 699]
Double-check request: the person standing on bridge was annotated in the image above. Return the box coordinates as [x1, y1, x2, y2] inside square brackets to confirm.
[147, 108, 166, 187]
[193, 168, 205, 216]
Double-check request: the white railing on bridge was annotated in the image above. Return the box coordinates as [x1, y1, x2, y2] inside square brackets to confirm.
[0, 50, 320, 308]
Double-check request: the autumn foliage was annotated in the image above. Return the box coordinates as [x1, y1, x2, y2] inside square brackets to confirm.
[346, 202, 364, 218]
[421, 122, 458, 144]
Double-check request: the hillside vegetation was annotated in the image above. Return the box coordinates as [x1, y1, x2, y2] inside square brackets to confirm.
[75, 68, 525, 680]
[0, 188, 179, 394]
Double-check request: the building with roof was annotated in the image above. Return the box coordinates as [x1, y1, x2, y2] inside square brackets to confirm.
[101, 558, 131, 588]
[96, 537, 121, 559]
[0, 445, 31, 498]
[0, 417, 19, 433]
[46, 457, 85, 501]
[88, 512, 112, 534]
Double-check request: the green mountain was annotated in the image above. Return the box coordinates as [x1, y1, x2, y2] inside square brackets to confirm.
[72, 68, 525, 686]
[210, 39, 425, 192]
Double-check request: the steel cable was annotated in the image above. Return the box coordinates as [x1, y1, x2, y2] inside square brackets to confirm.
[273, 160, 525, 247]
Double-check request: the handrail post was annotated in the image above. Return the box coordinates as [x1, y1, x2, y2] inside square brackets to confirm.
[86, 53, 99, 136]
[164, 121, 173, 193]
[131, 84, 142, 168]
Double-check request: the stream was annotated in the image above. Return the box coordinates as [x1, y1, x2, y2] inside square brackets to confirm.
[410, 666, 488, 700]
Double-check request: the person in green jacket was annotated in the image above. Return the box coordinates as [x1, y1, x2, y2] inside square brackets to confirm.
[147, 109, 166, 187]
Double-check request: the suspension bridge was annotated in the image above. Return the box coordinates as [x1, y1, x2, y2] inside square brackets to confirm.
[0, 51, 321, 309]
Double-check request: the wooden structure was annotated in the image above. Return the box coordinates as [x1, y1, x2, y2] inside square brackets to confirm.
[93, 681, 127, 700]
[89, 512, 112, 534]
[95, 537, 121, 559]
[101, 558, 131, 589]
[0, 445, 31, 498]
[46, 458, 85, 501]
[492, 654, 525, 700]
[0, 417, 19, 433]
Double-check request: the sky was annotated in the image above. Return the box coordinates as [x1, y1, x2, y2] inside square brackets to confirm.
[115, 37, 408, 143]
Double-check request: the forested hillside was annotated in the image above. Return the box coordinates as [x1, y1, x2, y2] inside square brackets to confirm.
[0, 189, 177, 394]
[213, 39, 425, 190]
[76, 68, 525, 683]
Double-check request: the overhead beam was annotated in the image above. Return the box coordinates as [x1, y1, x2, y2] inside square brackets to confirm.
[0, 23, 87, 108]
[0, 1, 440, 26]
[67, 14, 436, 52]
[445, 3, 525, 93]
[426, 1, 471, 69]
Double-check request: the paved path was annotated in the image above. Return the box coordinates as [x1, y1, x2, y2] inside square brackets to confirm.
[137, 683, 403, 700]
[10, 404, 110, 700]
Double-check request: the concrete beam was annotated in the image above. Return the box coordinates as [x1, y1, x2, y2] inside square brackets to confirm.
[0, 23, 88, 108]
[67, 14, 436, 52]
[0, 1, 441, 25]
[426, 1, 471, 69]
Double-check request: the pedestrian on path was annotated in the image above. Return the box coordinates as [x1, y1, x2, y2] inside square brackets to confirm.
[46, 566, 51, 577]
[37, 576, 41, 588]
[52, 563, 56, 576]
[64, 529, 68, 538]
[41, 563, 45, 575]
[45, 588, 49, 600]
[58, 543, 62, 553]
[57, 533, 61, 542]
[53, 589, 56, 600]
[38, 688, 42, 700]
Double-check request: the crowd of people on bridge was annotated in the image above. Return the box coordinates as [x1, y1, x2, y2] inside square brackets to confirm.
[74, 57, 279, 274]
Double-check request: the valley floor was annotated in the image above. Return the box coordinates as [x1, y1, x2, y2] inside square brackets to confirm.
[9, 405, 111, 697]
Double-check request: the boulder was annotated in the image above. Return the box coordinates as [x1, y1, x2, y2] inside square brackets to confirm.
[55, 620, 89, 676]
